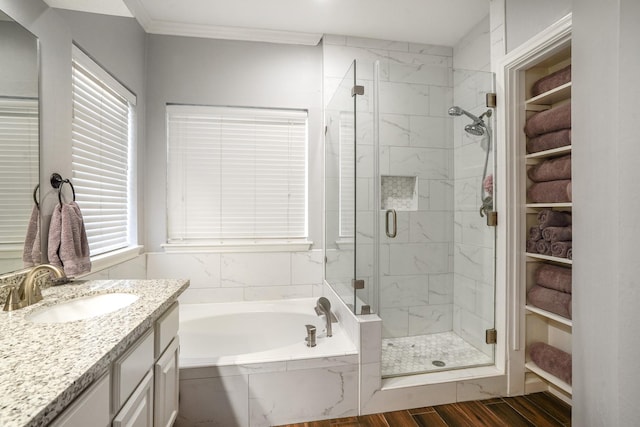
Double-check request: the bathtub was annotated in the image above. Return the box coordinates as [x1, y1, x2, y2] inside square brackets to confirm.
[177, 298, 359, 427]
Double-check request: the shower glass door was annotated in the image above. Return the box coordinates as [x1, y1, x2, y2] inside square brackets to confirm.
[376, 68, 497, 377]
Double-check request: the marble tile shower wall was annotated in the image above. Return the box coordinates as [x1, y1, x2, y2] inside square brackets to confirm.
[451, 15, 496, 357]
[323, 35, 455, 339]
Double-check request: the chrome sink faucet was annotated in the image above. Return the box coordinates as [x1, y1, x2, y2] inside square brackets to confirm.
[3, 264, 66, 311]
[314, 297, 337, 337]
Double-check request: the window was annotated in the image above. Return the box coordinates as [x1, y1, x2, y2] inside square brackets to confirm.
[0, 98, 38, 249]
[166, 105, 308, 248]
[71, 45, 136, 257]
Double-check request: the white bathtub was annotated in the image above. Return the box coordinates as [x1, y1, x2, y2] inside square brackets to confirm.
[177, 298, 359, 427]
[179, 298, 357, 367]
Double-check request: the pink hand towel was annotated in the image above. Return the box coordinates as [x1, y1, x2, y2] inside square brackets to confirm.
[531, 64, 571, 97]
[526, 129, 572, 154]
[48, 202, 91, 277]
[22, 205, 41, 267]
[535, 264, 572, 294]
[529, 342, 572, 385]
[527, 155, 571, 182]
[524, 102, 572, 138]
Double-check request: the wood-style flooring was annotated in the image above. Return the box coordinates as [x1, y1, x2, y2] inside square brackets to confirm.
[276, 392, 571, 427]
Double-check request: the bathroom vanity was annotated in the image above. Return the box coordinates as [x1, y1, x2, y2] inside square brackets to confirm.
[0, 278, 188, 427]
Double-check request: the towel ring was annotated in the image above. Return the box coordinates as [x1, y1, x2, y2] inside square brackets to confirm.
[50, 173, 76, 204]
[33, 184, 39, 209]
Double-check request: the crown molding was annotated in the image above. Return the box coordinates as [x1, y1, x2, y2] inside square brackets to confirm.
[145, 20, 322, 46]
[123, 0, 321, 46]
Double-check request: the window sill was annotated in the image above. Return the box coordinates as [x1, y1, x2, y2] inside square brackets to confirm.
[162, 240, 313, 253]
[80, 245, 144, 276]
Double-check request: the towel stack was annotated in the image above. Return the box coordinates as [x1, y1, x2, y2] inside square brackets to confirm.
[526, 209, 572, 259]
[526, 65, 572, 154]
[527, 263, 572, 319]
[529, 342, 572, 385]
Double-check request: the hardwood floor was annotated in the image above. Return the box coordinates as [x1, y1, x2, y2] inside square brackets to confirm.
[276, 392, 571, 427]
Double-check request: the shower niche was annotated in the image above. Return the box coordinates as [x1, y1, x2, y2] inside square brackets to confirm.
[380, 175, 417, 211]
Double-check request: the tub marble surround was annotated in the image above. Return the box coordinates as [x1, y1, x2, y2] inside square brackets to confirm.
[0, 278, 189, 427]
[177, 297, 359, 427]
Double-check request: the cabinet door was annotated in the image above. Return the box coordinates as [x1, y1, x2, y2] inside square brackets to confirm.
[154, 337, 180, 427]
[113, 369, 154, 427]
[50, 371, 110, 427]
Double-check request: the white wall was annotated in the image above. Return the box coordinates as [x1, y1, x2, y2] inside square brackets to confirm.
[0, 1, 147, 276]
[144, 35, 325, 302]
[573, 0, 640, 424]
[505, 0, 571, 53]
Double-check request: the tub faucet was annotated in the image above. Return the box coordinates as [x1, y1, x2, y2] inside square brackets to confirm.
[3, 264, 66, 311]
[314, 297, 336, 337]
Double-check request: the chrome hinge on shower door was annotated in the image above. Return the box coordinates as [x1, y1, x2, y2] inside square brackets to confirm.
[351, 85, 364, 97]
[486, 328, 497, 344]
[352, 279, 365, 289]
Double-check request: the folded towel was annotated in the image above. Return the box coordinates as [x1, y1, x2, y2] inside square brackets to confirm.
[527, 155, 571, 182]
[47, 202, 91, 277]
[529, 226, 542, 241]
[527, 285, 572, 319]
[535, 263, 572, 293]
[526, 239, 539, 253]
[551, 241, 572, 258]
[524, 102, 572, 138]
[527, 129, 572, 154]
[529, 342, 572, 385]
[537, 209, 572, 229]
[567, 248, 572, 260]
[531, 64, 572, 97]
[22, 205, 41, 267]
[528, 180, 572, 203]
[542, 226, 572, 242]
[536, 240, 551, 256]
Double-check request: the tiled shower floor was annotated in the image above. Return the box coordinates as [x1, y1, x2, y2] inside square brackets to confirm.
[381, 331, 493, 377]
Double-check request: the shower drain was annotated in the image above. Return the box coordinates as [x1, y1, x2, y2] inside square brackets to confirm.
[432, 360, 446, 367]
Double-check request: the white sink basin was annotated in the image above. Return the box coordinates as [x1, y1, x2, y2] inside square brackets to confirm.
[27, 293, 139, 324]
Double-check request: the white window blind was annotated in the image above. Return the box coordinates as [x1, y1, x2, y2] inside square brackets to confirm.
[166, 105, 308, 243]
[339, 111, 354, 238]
[71, 46, 136, 257]
[0, 98, 38, 247]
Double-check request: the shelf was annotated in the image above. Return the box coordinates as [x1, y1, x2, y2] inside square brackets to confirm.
[526, 203, 572, 210]
[525, 305, 572, 327]
[525, 362, 572, 395]
[525, 253, 572, 265]
[525, 82, 572, 109]
[526, 145, 572, 161]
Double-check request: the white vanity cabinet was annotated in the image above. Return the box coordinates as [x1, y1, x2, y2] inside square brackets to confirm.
[50, 301, 181, 427]
[50, 371, 111, 427]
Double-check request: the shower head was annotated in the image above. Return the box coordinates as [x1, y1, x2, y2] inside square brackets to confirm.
[447, 106, 481, 123]
[464, 123, 485, 136]
[448, 106, 492, 136]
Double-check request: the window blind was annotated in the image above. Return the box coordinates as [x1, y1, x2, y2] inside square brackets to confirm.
[71, 46, 135, 257]
[339, 111, 354, 238]
[0, 98, 38, 247]
[166, 105, 308, 242]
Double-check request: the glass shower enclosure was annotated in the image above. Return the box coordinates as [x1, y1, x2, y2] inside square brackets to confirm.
[325, 60, 497, 377]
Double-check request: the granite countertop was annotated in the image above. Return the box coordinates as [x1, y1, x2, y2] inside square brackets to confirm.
[0, 278, 189, 427]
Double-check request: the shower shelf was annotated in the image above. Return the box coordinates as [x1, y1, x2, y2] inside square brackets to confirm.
[525, 253, 572, 265]
[526, 145, 572, 162]
[525, 305, 572, 327]
[526, 202, 572, 209]
[525, 82, 572, 110]
[525, 362, 572, 394]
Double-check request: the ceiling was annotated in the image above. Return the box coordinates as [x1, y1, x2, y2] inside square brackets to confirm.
[42, 0, 489, 46]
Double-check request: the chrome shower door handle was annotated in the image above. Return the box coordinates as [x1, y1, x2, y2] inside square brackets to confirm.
[385, 209, 397, 238]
